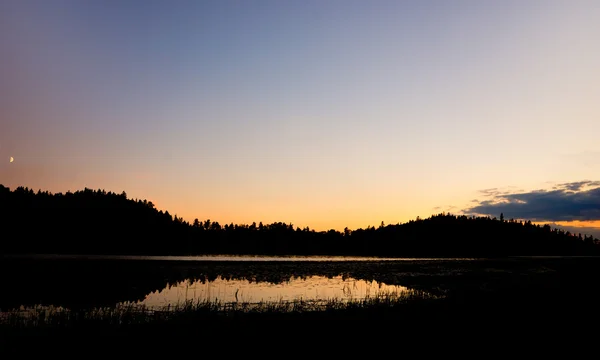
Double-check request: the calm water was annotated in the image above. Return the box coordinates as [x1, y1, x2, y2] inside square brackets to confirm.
[2, 255, 599, 322]
[0, 255, 480, 312]
[120, 275, 409, 309]
[2, 254, 473, 261]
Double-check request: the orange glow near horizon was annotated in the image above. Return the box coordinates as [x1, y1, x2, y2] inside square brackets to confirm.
[2, 1, 600, 236]
[552, 220, 600, 230]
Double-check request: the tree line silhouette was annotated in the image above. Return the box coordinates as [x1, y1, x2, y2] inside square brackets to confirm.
[1, 185, 598, 256]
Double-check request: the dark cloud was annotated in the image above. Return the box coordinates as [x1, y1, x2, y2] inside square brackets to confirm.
[556, 180, 600, 192]
[465, 181, 600, 222]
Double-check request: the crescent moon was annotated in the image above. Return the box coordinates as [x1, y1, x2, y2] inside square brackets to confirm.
[9, 156, 14, 163]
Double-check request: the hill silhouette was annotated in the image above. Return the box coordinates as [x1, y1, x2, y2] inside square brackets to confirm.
[1, 184, 598, 256]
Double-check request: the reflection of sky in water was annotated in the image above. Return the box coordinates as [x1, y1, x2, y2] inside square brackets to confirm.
[8, 254, 473, 261]
[130, 276, 408, 308]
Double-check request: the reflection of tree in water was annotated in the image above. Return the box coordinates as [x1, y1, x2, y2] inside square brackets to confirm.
[0, 259, 424, 309]
[3, 257, 599, 310]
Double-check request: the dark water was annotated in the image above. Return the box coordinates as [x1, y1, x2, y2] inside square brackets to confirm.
[2, 254, 472, 262]
[3, 254, 597, 313]
[0, 255, 477, 311]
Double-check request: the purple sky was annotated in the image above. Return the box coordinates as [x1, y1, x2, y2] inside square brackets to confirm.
[1, 0, 599, 234]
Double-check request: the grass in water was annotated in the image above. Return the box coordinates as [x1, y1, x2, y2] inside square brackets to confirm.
[0, 288, 438, 330]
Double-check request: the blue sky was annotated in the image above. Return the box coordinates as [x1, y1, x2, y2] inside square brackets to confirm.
[1, 0, 599, 236]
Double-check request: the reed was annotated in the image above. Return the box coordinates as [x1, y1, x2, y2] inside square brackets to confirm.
[0, 288, 437, 330]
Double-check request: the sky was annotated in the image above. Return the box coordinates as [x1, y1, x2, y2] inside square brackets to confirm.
[1, 0, 599, 236]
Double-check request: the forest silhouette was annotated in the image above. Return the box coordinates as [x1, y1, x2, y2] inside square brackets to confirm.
[1, 184, 598, 257]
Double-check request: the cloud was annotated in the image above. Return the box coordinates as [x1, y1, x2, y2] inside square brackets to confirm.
[478, 187, 515, 198]
[465, 181, 600, 222]
[479, 188, 500, 197]
[556, 180, 600, 192]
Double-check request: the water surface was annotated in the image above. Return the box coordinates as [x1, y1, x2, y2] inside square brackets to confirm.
[3, 254, 476, 261]
[0, 255, 497, 312]
[121, 275, 409, 309]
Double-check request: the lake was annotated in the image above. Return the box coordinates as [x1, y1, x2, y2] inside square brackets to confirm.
[4, 254, 600, 353]
[0, 255, 478, 312]
[120, 275, 410, 309]
[2, 254, 598, 314]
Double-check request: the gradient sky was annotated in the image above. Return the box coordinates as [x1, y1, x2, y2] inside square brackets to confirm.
[1, 1, 599, 235]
